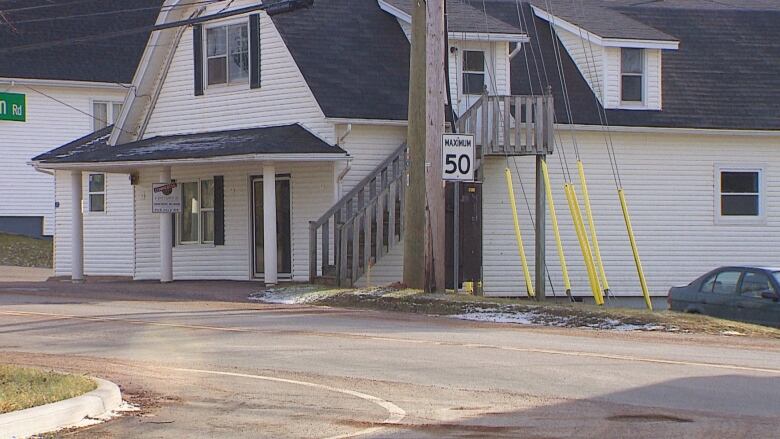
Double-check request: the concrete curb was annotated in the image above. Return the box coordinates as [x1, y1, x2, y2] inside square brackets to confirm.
[0, 377, 121, 439]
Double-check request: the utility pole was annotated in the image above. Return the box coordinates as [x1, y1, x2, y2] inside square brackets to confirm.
[425, 0, 446, 293]
[402, 0, 427, 289]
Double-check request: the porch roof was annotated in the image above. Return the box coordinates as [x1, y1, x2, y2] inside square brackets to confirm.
[32, 124, 348, 169]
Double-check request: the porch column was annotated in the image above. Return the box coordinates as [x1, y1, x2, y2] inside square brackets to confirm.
[263, 163, 278, 285]
[70, 170, 84, 282]
[160, 167, 173, 283]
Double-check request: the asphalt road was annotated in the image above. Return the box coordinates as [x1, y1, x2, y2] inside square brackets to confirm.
[1, 282, 779, 438]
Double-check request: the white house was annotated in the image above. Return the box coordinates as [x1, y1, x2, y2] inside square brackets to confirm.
[31, 0, 780, 302]
[0, 1, 161, 238]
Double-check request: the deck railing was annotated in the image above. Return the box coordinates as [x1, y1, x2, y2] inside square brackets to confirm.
[455, 93, 555, 155]
[309, 143, 407, 286]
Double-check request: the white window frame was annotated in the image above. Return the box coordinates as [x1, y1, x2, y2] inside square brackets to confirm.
[87, 173, 106, 214]
[203, 19, 250, 91]
[619, 48, 645, 107]
[178, 178, 215, 245]
[91, 100, 122, 131]
[714, 165, 766, 225]
[461, 49, 486, 96]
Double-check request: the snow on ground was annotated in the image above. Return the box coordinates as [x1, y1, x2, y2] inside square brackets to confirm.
[451, 309, 668, 332]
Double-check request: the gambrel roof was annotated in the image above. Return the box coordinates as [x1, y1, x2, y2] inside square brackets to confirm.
[0, 0, 163, 83]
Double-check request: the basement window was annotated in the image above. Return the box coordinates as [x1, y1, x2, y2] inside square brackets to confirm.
[620, 48, 644, 103]
[206, 23, 249, 86]
[180, 179, 215, 244]
[716, 167, 764, 222]
[462, 50, 485, 95]
[88, 174, 105, 213]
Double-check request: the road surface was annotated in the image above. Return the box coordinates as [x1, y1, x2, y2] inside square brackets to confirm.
[0, 281, 778, 438]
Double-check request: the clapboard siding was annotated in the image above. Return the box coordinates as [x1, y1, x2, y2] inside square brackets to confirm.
[339, 125, 407, 193]
[53, 171, 134, 277]
[482, 130, 780, 297]
[0, 84, 126, 235]
[450, 40, 509, 114]
[143, 0, 334, 143]
[554, 25, 604, 100]
[133, 162, 333, 281]
[603, 47, 662, 110]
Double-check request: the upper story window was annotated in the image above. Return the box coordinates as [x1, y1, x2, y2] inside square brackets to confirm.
[206, 23, 249, 86]
[93, 101, 122, 131]
[620, 48, 644, 103]
[88, 173, 105, 213]
[718, 168, 762, 219]
[462, 50, 485, 95]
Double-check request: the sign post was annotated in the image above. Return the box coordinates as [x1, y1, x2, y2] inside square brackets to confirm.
[0, 92, 26, 122]
[442, 134, 475, 294]
[152, 182, 181, 213]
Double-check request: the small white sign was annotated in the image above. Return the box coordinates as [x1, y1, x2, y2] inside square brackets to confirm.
[442, 134, 475, 181]
[152, 182, 181, 213]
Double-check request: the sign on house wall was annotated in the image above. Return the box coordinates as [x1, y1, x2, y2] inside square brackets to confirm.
[152, 183, 181, 213]
[0, 92, 26, 122]
[442, 134, 475, 181]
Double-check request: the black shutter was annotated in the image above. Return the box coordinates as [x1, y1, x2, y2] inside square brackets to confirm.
[171, 179, 177, 247]
[214, 176, 225, 246]
[249, 14, 261, 89]
[193, 25, 204, 96]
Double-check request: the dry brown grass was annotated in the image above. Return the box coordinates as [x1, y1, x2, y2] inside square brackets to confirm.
[0, 365, 96, 413]
[0, 233, 52, 268]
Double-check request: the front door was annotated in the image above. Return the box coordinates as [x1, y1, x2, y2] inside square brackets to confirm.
[252, 177, 292, 279]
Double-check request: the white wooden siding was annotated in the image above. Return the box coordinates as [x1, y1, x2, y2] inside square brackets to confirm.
[339, 125, 406, 193]
[482, 131, 780, 297]
[449, 40, 509, 115]
[603, 47, 662, 110]
[143, 0, 334, 143]
[0, 84, 126, 234]
[133, 162, 333, 281]
[553, 25, 604, 101]
[53, 171, 134, 277]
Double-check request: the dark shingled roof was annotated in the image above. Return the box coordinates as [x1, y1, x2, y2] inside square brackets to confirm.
[33, 124, 347, 164]
[384, 0, 524, 34]
[271, 0, 411, 121]
[0, 0, 162, 83]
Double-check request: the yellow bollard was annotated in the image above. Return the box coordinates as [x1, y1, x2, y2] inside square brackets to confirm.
[565, 184, 604, 305]
[541, 160, 572, 298]
[504, 168, 535, 298]
[618, 189, 653, 311]
[577, 160, 610, 296]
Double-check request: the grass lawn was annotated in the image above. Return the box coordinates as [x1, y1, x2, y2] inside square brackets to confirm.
[0, 233, 53, 268]
[0, 365, 96, 414]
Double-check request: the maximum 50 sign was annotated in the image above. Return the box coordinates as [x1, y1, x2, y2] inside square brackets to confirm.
[442, 134, 475, 181]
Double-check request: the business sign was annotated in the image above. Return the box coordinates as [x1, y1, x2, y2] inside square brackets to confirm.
[442, 134, 475, 181]
[0, 92, 25, 122]
[152, 182, 181, 213]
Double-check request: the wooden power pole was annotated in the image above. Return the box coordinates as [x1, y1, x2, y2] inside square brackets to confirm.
[402, 0, 427, 289]
[403, 0, 447, 292]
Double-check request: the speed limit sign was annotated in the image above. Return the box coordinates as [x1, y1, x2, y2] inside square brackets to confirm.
[442, 134, 475, 181]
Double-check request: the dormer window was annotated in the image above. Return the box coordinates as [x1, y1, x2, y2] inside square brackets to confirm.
[621, 48, 644, 103]
[462, 50, 486, 95]
[206, 23, 249, 86]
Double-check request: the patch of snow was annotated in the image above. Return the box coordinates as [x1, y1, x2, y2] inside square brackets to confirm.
[248, 285, 340, 304]
[452, 312, 536, 325]
[451, 309, 670, 332]
[55, 401, 139, 433]
[720, 330, 746, 336]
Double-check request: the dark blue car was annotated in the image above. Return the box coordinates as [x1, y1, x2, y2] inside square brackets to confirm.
[668, 266, 780, 327]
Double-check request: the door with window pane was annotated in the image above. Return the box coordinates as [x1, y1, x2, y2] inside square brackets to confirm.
[252, 177, 292, 278]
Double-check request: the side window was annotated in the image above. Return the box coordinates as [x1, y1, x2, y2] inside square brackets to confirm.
[179, 179, 215, 244]
[740, 272, 775, 298]
[462, 50, 485, 95]
[206, 23, 249, 87]
[712, 271, 742, 295]
[621, 48, 644, 103]
[700, 274, 716, 293]
[92, 101, 122, 131]
[719, 169, 761, 217]
[88, 174, 105, 213]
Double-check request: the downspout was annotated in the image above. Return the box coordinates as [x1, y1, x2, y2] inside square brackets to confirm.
[335, 123, 353, 199]
[509, 42, 522, 60]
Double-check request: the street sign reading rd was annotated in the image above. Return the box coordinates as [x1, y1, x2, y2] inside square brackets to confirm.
[442, 134, 475, 181]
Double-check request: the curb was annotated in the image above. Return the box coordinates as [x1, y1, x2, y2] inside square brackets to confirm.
[0, 377, 122, 439]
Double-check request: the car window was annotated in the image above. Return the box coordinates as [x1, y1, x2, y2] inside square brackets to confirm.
[740, 272, 776, 298]
[712, 271, 741, 295]
[700, 274, 716, 293]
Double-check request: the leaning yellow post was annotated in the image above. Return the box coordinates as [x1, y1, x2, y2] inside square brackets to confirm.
[565, 184, 604, 305]
[577, 161, 610, 296]
[504, 168, 535, 298]
[541, 160, 572, 298]
[618, 189, 652, 311]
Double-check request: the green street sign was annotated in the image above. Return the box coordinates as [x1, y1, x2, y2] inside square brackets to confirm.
[0, 92, 26, 122]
